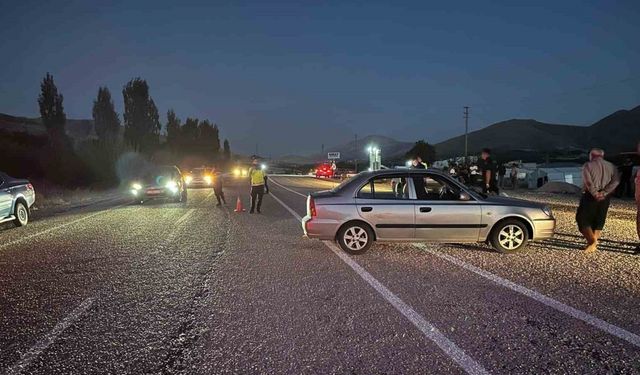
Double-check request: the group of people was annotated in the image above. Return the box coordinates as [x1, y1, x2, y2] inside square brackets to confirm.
[577, 143, 640, 253]
[448, 150, 519, 193]
[202, 157, 268, 213]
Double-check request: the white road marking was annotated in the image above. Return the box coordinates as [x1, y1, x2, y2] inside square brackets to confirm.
[413, 243, 640, 348]
[269, 178, 307, 198]
[269, 190, 489, 375]
[5, 297, 96, 375]
[0, 204, 126, 252]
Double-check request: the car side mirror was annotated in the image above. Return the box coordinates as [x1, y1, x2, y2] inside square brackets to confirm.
[459, 192, 471, 201]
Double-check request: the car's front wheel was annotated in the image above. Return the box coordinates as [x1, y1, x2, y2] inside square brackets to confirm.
[490, 219, 529, 253]
[337, 222, 374, 255]
[13, 201, 29, 227]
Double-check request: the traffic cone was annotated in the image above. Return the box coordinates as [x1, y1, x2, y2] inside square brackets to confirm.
[234, 196, 245, 212]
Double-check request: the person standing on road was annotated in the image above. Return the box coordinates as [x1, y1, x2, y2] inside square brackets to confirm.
[510, 165, 518, 190]
[248, 158, 267, 214]
[478, 148, 499, 195]
[411, 158, 426, 169]
[576, 148, 620, 253]
[212, 167, 226, 207]
[498, 163, 506, 188]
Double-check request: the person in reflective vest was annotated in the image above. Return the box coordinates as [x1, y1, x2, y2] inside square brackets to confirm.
[248, 158, 268, 214]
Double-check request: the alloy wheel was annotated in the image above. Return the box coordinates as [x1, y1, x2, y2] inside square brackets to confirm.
[498, 224, 524, 250]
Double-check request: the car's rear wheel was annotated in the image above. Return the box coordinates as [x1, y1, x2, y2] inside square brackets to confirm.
[13, 201, 29, 227]
[490, 219, 529, 253]
[337, 222, 374, 255]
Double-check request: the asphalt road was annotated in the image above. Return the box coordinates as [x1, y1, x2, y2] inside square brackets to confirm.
[1, 176, 639, 374]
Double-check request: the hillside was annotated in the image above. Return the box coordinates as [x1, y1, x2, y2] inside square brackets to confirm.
[435, 105, 640, 159]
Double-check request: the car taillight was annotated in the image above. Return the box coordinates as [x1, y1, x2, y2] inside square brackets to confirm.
[308, 196, 317, 217]
[26, 183, 34, 191]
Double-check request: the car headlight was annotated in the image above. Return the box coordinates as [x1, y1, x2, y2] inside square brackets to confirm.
[166, 180, 179, 193]
[542, 206, 553, 218]
[184, 175, 193, 184]
[233, 168, 241, 177]
[204, 175, 212, 184]
[132, 183, 142, 190]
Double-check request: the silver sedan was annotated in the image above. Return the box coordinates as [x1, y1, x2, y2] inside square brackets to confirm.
[302, 169, 555, 254]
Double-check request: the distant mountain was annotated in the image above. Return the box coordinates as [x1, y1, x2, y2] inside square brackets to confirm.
[316, 135, 414, 162]
[0, 113, 96, 141]
[435, 105, 640, 159]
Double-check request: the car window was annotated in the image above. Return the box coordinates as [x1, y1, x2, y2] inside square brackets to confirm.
[412, 174, 461, 201]
[357, 175, 410, 200]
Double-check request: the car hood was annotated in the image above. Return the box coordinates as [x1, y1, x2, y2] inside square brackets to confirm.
[482, 195, 546, 208]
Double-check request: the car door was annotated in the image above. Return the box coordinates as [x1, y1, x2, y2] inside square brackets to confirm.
[355, 173, 415, 240]
[411, 173, 482, 242]
[0, 176, 13, 218]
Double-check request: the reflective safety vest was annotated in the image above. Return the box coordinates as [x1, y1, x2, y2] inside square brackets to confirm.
[249, 168, 265, 186]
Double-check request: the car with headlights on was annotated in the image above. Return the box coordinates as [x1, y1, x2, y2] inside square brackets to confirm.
[302, 169, 555, 254]
[184, 167, 213, 188]
[0, 171, 35, 227]
[129, 165, 187, 204]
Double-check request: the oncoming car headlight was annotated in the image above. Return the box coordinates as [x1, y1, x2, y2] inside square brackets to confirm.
[131, 183, 142, 190]
[166, 180, 179, 193]
[204, 175, 213, 184]
[233, 168, 241, 177]
[184, 175, 193, 184]
[542, 206, 553, 218]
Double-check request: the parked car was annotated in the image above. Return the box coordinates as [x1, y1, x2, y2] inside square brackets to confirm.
[302, 169, 555, 254]
[129, 165, 187, 204]
[0, 172, 35, 227]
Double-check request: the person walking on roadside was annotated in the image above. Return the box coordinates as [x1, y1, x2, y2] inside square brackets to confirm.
[478, 148, 499, 195]
[248, 158, 267, 214]
[510, 165, 518, 190]
[212, 167, 226, 206]
[498, 164, 506, 188]
[576, 148, 619, 253]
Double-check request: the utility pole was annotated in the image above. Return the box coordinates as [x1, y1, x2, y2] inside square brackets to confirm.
[354, 134, 358, 172]
[463, 106, 469, 164]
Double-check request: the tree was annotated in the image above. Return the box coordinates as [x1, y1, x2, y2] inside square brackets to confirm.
[92, 87, 120, 144]
[223, 139, 231, 160]
[197, 119, 221, 160]
[122, 78, 161, 152]
[166, 109, 181, 149]
[38, 72, 66, 141]
[181, 117, 199, 146]
[405, 140, 436, 163]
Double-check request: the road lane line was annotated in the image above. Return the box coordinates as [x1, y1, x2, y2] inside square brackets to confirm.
[269, 178, 307, 198]
[5, 297, 96, 375]
[413, 243, 640, 348]
[0, 204, 126, 252]
[269, 190, 489, 375]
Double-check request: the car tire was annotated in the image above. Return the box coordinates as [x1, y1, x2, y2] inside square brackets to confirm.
[337, 221, 374, 255]
[490, 219, 529, 253]
[13, 201, 29, 227]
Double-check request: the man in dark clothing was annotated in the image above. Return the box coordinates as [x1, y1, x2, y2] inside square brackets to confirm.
[478, 148, 499, 194]
[212, 167, 226, 206]
[617, 158, 634, 198]
[411, 158, 426, 169]
[498, 164, 506, 188]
